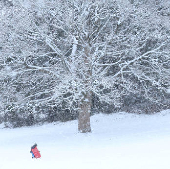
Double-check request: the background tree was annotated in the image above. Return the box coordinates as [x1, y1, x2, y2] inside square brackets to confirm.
[0, 0, 170, 131]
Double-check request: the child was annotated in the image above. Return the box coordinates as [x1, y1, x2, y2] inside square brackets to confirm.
[30, 143, 41, 159]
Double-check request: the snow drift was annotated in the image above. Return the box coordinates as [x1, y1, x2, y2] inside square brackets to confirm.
[0, 111, 170, 169]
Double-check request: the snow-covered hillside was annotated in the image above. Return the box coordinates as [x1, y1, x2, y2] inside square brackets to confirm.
[1, 111, 170, 169]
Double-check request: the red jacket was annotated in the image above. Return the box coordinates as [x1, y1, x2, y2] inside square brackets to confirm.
[31, 146, 41, 158]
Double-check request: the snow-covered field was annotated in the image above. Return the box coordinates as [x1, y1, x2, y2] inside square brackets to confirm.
[1, 110, 170, 169]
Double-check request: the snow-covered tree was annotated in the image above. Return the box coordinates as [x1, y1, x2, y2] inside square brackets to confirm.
[1, 0, 170, 131]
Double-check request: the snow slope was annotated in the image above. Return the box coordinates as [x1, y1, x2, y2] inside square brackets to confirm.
[1, 111, 170, 169]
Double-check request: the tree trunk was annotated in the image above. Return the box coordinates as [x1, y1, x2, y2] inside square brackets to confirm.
[78, 91, 91, 133]
[78, 45, 92, 133]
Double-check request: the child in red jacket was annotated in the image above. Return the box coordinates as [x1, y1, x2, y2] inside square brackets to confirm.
[30, 143, 41, 158]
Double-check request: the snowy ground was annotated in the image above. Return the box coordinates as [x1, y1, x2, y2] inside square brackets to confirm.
[1, 110, 170, 169]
